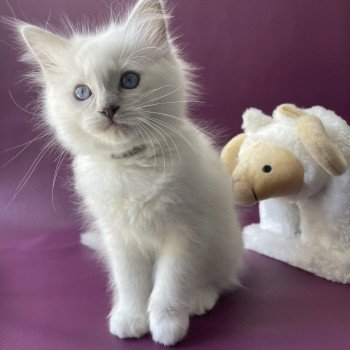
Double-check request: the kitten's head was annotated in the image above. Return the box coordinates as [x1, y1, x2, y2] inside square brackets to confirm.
[16, 0, 193, 156]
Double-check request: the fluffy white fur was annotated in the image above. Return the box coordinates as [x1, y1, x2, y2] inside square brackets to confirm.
[15, 0, 243, 345]
[240, 105, 350, 283]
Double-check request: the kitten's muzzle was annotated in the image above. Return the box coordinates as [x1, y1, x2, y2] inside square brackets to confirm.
[100, 105, 120, 120]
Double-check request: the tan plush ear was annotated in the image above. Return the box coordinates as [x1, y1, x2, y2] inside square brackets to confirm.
[276, 103, 304, 118]
[220, 134, 246, 174]
[298, 115, 347, 176]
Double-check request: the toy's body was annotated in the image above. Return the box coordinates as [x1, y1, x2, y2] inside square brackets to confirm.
[222, 104, 350, 283]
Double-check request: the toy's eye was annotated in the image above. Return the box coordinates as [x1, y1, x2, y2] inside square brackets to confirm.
[120, 71, 140, 89]
[262, 165, 272, 173]
[74, 85, 92, 101]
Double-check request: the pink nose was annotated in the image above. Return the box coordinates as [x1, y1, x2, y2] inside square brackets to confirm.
[100, 105, 119, 119]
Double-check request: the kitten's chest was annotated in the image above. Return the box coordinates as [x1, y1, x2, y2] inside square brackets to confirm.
[72, 155, 172, 226]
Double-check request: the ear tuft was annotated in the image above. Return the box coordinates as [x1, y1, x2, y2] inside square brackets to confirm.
[126, 0, 169, 46]
[242, 108, 273, 134]
[19, 23, 68, 71]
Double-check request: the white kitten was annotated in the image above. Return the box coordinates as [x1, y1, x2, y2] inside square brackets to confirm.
[16, 0, 242, 345]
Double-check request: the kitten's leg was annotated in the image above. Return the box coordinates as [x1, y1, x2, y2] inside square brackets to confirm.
[80, 230, 103, 251]
[148, 234, 193, 346]
[189, 287, 219, 316]
[106, 237, 152, 339]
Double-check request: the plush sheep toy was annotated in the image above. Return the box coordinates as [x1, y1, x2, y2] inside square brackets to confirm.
[221, 104, 350, 283]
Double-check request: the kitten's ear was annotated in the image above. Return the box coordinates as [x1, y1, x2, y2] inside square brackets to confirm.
[19, 23, 68, 71]
[126, 0, 169, 46]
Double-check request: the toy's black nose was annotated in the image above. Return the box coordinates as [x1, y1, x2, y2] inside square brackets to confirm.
[100, 105, 119, 119]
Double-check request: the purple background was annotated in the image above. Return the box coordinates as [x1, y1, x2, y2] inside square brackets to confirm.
[1, 0, 349, 349]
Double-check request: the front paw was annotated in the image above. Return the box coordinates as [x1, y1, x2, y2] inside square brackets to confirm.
[149, 310, 189, 346]
[109, 310, 149, 339]
[190, 288, 219, 316]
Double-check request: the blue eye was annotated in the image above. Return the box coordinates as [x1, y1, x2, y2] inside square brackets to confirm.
[120, 71, 140, 89]
[74, 85, 92, 101]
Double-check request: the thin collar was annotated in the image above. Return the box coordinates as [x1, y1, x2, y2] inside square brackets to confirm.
[110, 144, 148, 160]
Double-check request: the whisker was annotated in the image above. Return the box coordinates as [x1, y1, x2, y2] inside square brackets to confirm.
[140, 120, 175, 192]
[125, 46, 167, 63]
[140, 118, 174, 164]
[138, 118, 181, 163]
[130, 84, 173, 106]
[137, 121, 165, 178]
[4, 0, 17, 19]
[127, 55, 158, 65]
[0, 133, 46, 154]
[99, 0, 115, 22]
[15, 0, 30, 22]
[138, 122, 167, 190]
[1, 133, 47, 169]
[0, 39, 20, 53]
[14, 140, 56, 195]
[131, 121, 158, 174]
[138, 83, 182, 107]
[8, 90, 40, 117]
[14, 76, 30, 86]
[6, 140, 56, 209]
[144, 110, 216, 142]
[145, 116, 199, 154]
[45, 8, 52, 29]
[138, 100, 197, 109]
[51, 150, 67, 213]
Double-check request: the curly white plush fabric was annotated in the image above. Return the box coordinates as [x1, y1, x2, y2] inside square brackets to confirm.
[241, 105, 350, 283]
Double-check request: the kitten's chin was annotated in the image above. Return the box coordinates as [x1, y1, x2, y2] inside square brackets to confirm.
[84, 119, 133, 146]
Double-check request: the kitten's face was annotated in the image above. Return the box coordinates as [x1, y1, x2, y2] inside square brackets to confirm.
[19, 0, 189, 156]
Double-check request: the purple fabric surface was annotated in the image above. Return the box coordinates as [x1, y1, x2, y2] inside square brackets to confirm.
[1, 0, 350, 349]
[1, 229, 350, 350]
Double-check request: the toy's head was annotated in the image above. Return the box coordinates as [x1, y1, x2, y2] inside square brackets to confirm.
[221, 104, 347, 206]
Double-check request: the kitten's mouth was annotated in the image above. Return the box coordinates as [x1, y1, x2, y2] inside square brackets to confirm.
[86, 114, 136, 145]
[109, 122, 118, 132]
[105, 114, 132, 129]
[103, 118, 127, 132]
[87, 119, 126, 143]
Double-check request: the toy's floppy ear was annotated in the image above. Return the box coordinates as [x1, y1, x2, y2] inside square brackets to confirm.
[277, 103, 347, 175]
[242, 108, 273, 134]
[276, 103, 303, 118]
[220, 134, 246, 174]
[298, 115, 347, 176]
